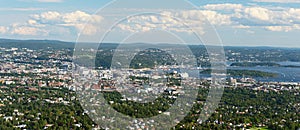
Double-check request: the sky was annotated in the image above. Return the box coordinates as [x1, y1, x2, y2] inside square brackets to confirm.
[0, 0, 300, 47]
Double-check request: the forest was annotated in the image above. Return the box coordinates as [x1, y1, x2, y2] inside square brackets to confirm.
[0, 85, 298, 129]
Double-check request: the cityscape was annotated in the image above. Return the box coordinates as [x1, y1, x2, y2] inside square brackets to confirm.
[1, 0, 300, 129]
[0, 40, 298, 129]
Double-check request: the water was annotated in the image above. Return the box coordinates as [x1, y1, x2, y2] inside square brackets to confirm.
[277, 61, 300, 66]
[150, 62, 300, 82]
[227, 62, 300, 82]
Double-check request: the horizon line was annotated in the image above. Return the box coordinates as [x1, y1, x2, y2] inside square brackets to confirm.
[0, 37, 299, 49]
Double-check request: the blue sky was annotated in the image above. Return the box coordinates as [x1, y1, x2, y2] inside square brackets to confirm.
[0, 0, 300, 47]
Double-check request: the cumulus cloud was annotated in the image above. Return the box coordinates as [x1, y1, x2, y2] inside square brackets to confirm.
[115, 4, 299, 34]
[31, 10, 103, 35]
[197, 10, 232, 25]
[244, 7, 272, 21]
[265, 25, 300, 32]
[204, 4, 243, 11]
[203, 3, 300, 32]
[4, 3, 300, 37]
[198, 3, 300, 32]
[11, 26, 48, 36]
[0, 10, 102, 36]
[117, 10, 231, 34]
[265, 26, 292, 32]
[288, 8, 300, 22]
[31, 11, 61, 24]
[32, 11, 102, 24]
[234, 25, 251, 29]
[118, 14, 190, 33]
[0, 26, 8, 33]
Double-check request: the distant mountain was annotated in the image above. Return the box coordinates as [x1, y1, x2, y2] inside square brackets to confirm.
[0, 38, 122, 50]
[0, 38, 298, 50]
[1, 38, 300, 65]
[0, 39, 74, 50]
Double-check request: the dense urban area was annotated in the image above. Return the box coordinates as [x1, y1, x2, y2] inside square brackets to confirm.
[0, 39, 299, 129]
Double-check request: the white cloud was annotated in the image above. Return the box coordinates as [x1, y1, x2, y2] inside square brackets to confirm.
[184, 3, 300, 32]
[11, 26, 48, 36]
[265, 26, 292, 32]
[32, 11, 102, 24]
[27, 19, 46, 27]
[204, 4, 243, 11]
[61, 23, 98, 35]
[234, 25, 251, 29]
[253, 0, 300, 3]
[265, 25, 300, 32]
[119, 14, 190, 33]
[0, 10, 102, 36]
[244, 7, 272, 21]
[198, 10, 232, 25]
[117, 10, 231, 34]
[31, 11, 61, 24]
[0, 26, 8, 33]
[5, 4, 300, 37]
[31, 10, 103, 35]
[288, 8, 300, 21]
[63, 11, 102, 24]
[226, 6, 300, 31]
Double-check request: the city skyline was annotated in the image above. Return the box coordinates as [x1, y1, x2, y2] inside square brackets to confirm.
[0, 0, 300, 47]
